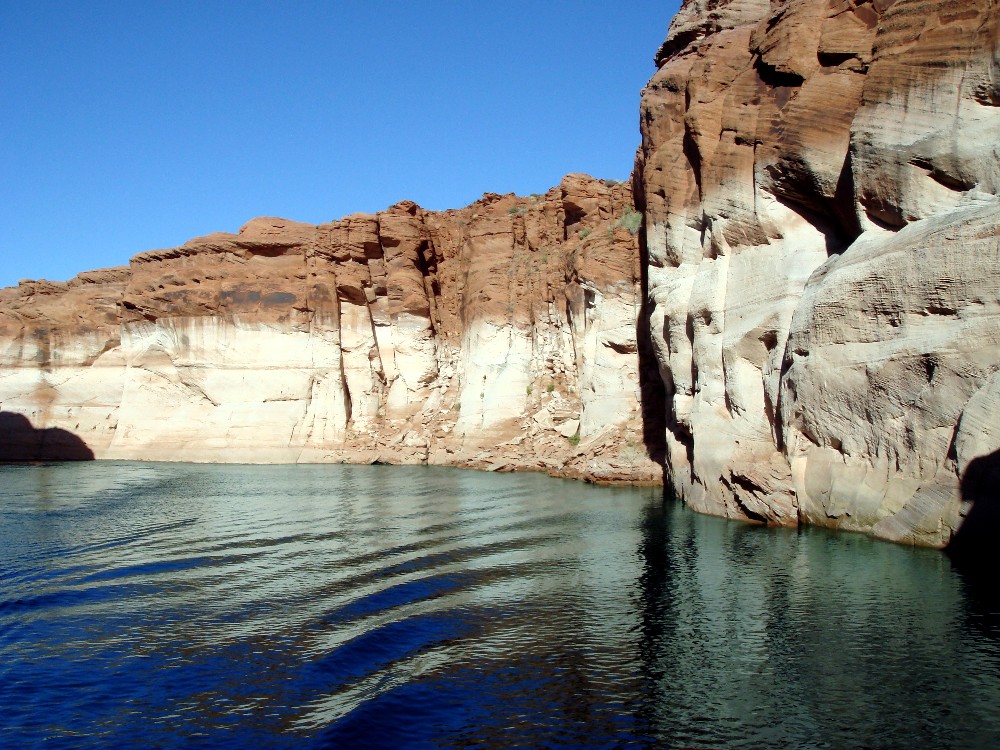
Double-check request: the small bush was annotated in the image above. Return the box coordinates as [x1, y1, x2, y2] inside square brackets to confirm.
[526, 385, 533, 396]
[578, 228, 591, 239]
[546, 383, 555, 393]
[616, 208, 643, 235]
[568, 432, 581, 447]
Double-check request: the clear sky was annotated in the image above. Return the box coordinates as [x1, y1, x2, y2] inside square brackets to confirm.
[1, 1, 680, 287]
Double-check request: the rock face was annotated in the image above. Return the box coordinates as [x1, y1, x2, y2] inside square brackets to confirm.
[0, 176, 660, 483]
[636, 0, 1000, 545]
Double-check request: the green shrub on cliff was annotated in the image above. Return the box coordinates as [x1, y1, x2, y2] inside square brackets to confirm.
[616, 208, 642, 235]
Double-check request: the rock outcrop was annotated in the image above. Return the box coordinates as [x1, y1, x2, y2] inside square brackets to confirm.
[0, 175, 661, 483]
[636, 0, 1000, 545]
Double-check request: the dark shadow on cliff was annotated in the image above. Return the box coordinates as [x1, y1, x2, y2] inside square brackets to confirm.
[0, 411, 95, 461]
[631, 175, 668, 483]
[948, 450, 1000, 562]
[947, 450, 1000, 620]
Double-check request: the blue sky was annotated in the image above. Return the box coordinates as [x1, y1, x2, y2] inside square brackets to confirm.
[1, 1, 679, 287]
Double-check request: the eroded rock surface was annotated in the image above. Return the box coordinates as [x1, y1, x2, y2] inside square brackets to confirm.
[637, 0, 1000, 545]
[0, 176, 660, 482]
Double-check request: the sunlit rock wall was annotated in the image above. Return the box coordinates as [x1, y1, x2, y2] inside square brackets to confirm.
[0, 176, 659, 482]
[636, 0, 1000, 545]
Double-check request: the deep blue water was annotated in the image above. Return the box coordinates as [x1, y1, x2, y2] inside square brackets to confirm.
[0, 462, 997, 748]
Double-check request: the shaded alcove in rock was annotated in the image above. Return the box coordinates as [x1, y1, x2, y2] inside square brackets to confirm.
[949, 450, 1000, 561]
[0, 411, 95, 461]
[631, 171, 668, 489]
[947, 450, 1000, 632]
[947, 450, 1000, 619]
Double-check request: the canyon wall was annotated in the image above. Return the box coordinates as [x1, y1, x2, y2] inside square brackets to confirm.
[3, 0, 998, 550]
[0, 175, 660, 483]
[636, 0, 1000, 546]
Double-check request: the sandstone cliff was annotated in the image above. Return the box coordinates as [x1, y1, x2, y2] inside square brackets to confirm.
[3, 0, 998, 551]
[0, 176, 661, 483]
[636, 0, 1000, 546]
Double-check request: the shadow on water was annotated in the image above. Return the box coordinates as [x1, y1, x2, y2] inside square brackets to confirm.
[636, 498, 669, 664]
[0, 411, 95, 461]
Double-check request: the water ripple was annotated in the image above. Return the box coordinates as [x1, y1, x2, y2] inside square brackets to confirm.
[0, 462, 997, 749]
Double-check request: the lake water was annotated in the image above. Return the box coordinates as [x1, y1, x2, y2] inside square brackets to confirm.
[1, 462, 997, 749]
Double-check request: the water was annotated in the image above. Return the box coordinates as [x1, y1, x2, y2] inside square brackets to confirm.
[0, 462, 997, 749]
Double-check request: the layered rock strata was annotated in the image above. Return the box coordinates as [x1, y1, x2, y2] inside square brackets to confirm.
[0, 176, 660, 483]
[636, 0, 1000, 545]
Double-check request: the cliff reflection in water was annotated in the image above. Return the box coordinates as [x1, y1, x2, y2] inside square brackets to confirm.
[0, 462, 997, 749]
[636, 500, 1000, 748]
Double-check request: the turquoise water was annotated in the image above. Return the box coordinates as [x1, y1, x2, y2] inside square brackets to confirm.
[0, 462, 997, 748]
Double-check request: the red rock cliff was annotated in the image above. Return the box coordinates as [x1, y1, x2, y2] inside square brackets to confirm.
[1, 175, 659, 482]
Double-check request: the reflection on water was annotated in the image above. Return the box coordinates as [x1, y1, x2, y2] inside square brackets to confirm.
[0, 462, 997, 748]
[636, 502, 1000, 749]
